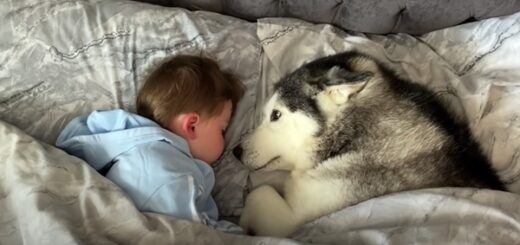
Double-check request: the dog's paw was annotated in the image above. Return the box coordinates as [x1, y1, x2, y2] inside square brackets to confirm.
[264, 157, 286, 170]
[240, 185, 300, 237]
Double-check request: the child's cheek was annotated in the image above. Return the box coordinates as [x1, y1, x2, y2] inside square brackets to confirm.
[219, 137, 225, 154]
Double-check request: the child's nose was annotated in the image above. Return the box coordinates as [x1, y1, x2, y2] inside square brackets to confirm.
[232, 145, 243, 160]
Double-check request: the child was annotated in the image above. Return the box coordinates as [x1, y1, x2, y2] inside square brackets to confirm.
[56, 55, 244, 232]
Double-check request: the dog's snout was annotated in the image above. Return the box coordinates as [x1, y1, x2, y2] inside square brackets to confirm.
[233, 145, 243, 160]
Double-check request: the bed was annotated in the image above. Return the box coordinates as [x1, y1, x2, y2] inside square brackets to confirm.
[1, 0, 520, 244]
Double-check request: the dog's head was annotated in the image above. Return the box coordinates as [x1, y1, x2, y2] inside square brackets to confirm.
[237, 52, 377, 171]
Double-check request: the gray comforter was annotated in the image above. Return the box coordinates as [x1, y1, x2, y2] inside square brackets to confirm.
[1, 0, 520, 244]
[140, 0, 520, 34]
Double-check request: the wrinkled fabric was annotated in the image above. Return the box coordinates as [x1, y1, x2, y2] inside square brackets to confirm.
[1, 0, 520, 244]
[2, 119, 520, 244]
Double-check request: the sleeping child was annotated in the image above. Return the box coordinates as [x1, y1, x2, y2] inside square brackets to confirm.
[56, 55, 244, 233]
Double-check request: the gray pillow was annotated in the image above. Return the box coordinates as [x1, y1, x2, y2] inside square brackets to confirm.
[136, 0, 520, 34]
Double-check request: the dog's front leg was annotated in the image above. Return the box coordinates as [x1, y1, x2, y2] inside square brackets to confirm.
[239, 185, 300, 237]
[240, 170, 348, 237]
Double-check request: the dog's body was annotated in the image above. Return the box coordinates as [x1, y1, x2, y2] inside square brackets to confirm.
[237, 51, 505, 237]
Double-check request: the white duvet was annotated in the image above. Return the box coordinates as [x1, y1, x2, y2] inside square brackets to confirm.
[1, 0, 520, 244]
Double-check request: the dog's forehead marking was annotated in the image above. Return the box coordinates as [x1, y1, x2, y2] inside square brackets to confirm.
[260, 92, 280, 122]
[264, 92, 279, 111]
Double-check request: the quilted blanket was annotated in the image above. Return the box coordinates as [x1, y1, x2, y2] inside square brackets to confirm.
[1, 0, 520, 244]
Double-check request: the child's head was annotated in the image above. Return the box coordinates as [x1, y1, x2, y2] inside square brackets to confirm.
[136, 55, 244, 165]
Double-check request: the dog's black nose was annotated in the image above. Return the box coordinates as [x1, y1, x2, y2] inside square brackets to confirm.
[233, 145, 243, 160]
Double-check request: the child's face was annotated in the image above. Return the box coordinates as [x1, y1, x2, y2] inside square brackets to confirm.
[190, 100, 232, 165]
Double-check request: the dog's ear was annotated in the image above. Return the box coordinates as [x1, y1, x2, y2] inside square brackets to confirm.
[324, 66, 372, 87]
[320, 66, 372, 104]
[303, 83, 319, 97]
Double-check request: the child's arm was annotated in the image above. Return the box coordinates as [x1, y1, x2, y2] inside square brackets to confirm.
[55, 113, 121, 171]
[55, 115, 104, 168]
[140, 175, 205, 222]
[56, 115, 92, 144]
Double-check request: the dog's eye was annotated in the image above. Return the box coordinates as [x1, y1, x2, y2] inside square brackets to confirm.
[270, 109, 282, 122]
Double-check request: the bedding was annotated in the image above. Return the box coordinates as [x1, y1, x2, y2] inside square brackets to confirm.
[1, 0, 520, 244]
[139, 0, 520, 35]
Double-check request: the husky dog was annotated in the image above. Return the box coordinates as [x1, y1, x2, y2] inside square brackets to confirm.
[235, 51, 505, 237]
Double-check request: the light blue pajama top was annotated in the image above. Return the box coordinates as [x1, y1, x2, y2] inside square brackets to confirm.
[56, 109, 240, 233]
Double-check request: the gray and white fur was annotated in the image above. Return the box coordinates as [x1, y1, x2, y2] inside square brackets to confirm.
[236, 51, 505, 237]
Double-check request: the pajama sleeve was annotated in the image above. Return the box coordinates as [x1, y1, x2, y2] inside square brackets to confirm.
[141, 175, 203, 222]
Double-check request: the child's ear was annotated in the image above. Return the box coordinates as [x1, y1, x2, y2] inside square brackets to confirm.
[177, 112, 200, 140]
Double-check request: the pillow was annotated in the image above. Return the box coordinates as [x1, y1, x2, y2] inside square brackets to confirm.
[137, 0, 520, 35]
